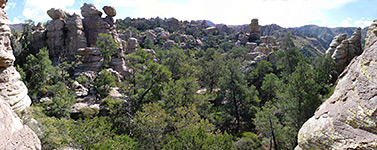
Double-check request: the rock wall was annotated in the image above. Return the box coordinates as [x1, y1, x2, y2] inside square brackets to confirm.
[296, 21, 377, 150]
[0, 1, 41, 149]
[0, 1, 31, 111]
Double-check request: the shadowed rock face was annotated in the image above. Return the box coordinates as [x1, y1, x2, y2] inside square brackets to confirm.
[296, 21, 377, 150]
[0, 1, 41, 149]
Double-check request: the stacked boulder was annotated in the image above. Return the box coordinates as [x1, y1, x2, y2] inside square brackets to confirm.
[46, 8, 67, 64]
[65, 13, 87, 61]
[249, 18, 261, 41]
[296, 21, 377, 150]
[325, 28, 362, 73]
[0, 1, 41, 149]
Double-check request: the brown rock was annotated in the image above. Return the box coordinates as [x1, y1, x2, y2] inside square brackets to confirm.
[65, 13, 87, 61]
[249, 18, 260, 40]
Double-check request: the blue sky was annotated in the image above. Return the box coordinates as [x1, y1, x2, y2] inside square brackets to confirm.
[4, 0, 377, 27]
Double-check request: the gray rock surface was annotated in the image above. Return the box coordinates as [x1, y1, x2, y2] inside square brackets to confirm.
[0, 1, 41, 149]
[46, 8, 66, 64]
[0, 6, 31, 111]
[65, 13, 87, 61]
[297, 21, 377, 149]
[103, 6, 116, 17]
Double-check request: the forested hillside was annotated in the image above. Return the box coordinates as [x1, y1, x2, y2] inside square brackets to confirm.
[6, 4, 346, 150]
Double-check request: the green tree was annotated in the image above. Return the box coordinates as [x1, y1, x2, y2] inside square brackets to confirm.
[23, 47, 56, 101]
[44, 82, 76, 118]
[95, 33, 119, 67]
[132, 103, 172, 150]
[93, 69, 116, 98]
[217, 58, 259, 133]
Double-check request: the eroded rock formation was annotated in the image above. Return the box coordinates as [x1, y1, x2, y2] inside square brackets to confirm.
[325, 28, 362, 73]
[296, 21, 377, 150]
[0, 2, 31, 111]
[249, 18, 261, 40]
[0, 1, 41, 149]
[46, 8, 66, 64]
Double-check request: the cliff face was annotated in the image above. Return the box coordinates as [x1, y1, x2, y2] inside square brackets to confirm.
[296, 21, 377, 149]
[0, 0, 41, 149]
[0, 0, 31, 111]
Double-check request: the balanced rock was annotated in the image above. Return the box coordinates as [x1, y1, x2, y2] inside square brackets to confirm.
[46, 9, 66, 64]
[81, 3, 102, 18]
[296, 21, 377, 149]
[47, 8, 66, 20]
[103, 6, 116, 17]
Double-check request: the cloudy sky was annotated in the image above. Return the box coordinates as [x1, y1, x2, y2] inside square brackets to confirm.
[4, 0, 377, 27]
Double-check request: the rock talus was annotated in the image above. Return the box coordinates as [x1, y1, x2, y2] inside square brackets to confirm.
[0, 1, 41, 149]
[297, 21, 377, 149]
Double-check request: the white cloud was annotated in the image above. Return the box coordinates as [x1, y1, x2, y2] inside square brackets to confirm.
[341, 19, 353, 27]
[354, 18, 372, 27]
[23, 0, 76, 21]
[93, 0, 358, 27]
[11, 17, 22, 24]
[5, 2, 16, 11]
[341, 17, 372, 27]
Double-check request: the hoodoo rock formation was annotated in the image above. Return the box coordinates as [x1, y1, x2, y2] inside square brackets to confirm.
[296, 21, 377, 149]
[249, 18, 261, 41]
[325, 28, 362, 73]
[0, 0, 41, 149]
[0, 1, 31, 111]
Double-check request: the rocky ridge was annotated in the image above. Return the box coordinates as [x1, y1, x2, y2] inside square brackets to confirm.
[0, 0, 41, 149]
[296, 20, 377, 149]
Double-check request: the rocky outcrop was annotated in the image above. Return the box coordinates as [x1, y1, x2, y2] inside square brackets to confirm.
[126, 37, 138, 54]
[65, 13, 87, 61]
[249, 19, 261, 41]
[76, 47, 103, 73]
[0, 100, 41, 150]
[0, 1, 41, 149]
[46, 8, 66, 64]
[325, 28, 362, 73]
[0, 3, 31, 111]
[27, 22, 46, 51]
[296, 21, 377, 149]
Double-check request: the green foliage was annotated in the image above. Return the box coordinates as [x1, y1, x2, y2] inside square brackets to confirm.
[23, 47, 56, 101]
[164, 127, 235, 150]
[95, 33, 119, 67]
[216, 58, 259, 133]
[234, 132, 262, 150]
[93, 69, 117, 98]
[132, 103, 171, 150]
[44, 82, 76, 118]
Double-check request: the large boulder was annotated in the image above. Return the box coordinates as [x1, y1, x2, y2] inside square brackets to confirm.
[0, 100, 41, 150]
[296, 21, 377, 149]
[103, 6, 116, 17]
[47, 8, 66, 20]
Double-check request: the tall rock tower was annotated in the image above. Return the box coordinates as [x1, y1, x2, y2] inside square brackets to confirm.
[249, 18, 261, 42]
[0, 0, 41, 149]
